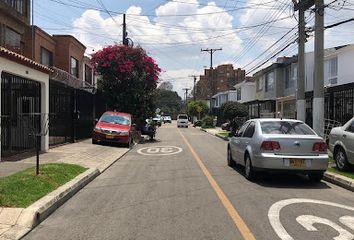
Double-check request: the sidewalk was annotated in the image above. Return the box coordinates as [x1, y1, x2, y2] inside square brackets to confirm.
[0, 139, 130, 240]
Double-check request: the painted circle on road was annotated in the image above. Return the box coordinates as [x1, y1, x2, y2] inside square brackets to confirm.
[137, 146, 183, 156]
[268, 198, 354, 240]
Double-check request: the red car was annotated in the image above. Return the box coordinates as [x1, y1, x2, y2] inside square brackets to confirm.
[92, 111, 139, 148]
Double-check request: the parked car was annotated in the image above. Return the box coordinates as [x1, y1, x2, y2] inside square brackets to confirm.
[92, 111, 139, 148]
[163, 115, 172, 123]
[329, 117, 354, 171]
[177, 114, 189, 128]
[227, 119, 328, 182]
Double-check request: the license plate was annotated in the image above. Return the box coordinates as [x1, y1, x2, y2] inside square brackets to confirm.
[106, 134, 114, 139]
[289, 159, 306, 167]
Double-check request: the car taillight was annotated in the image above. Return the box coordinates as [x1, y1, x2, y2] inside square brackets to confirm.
[261, 141, 281, 151]
[312, 142, 327, 152]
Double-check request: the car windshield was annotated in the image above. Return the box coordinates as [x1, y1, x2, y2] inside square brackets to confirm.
[178, 116, 188, 119]
[100, 114, 130, 126]
[260, 121, 315, 135]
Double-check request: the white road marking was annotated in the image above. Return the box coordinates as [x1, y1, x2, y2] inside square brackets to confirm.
[137, 146, 183, 156]
[296, 215, 354, 240]
[268, 198, 354, 240]
[340, 216, 354, 232]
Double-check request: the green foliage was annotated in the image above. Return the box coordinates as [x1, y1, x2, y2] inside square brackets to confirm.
[187, 100, 209, 119]
[0, 164, 87, 208]
[201, 115, 214, 129]
[155, 89, 182, 116]
[220, 101, 248, 120]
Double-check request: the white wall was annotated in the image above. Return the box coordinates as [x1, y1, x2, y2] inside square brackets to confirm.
[338, 48, 354, 85]
[234, 82, 256, 103]
[0, 57, 50, 160]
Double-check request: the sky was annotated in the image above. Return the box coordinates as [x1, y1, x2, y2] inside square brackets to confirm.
[34, 0, 354, 97]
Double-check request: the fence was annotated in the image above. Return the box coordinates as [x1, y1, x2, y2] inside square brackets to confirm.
[49, 80, 108, 147]
[305, 82, 354, 127]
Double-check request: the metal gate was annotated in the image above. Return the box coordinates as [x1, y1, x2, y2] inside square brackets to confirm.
[1, 72, 41, 158]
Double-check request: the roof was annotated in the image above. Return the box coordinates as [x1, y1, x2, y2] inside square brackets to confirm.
[52, 35, 87, 50]
[212, 90, 237, 98]
[249, 118, 303, 123]
[0, 47, 53, 74]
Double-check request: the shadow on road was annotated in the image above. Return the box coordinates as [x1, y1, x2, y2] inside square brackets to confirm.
[231, 165, 331, 190]
[138, 138, 162, 145]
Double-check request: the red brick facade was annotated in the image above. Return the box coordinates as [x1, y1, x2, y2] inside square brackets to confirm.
[196, 64, 246, 100]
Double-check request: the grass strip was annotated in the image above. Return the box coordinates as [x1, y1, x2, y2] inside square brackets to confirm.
[0, 163, 87, 208]
[328, 167, 354, 180]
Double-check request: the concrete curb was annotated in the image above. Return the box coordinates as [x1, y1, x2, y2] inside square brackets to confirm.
[323, 171, 354, 192]
[1, 148, 130, 240]
[215, 134, 229, 141]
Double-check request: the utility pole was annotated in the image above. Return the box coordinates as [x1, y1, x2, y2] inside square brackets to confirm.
[294, 1, 306, 122]
[201, 48, 222, 98]
[313, 0, 325, 136]
[189, 75, 198, 101]
[123, 14, 127, 45]
[182, 88, 190, 111]
[201, 48, 222, 69]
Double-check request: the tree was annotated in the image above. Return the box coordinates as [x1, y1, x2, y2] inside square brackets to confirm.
[91, 45, 161, 127]
[158, 81, 173, 91]
[187, 100, 209, 119]
[155, 89, 182, 116]
[220, 101, 248, 120]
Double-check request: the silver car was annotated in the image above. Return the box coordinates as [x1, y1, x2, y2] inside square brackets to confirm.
[329, 117, 354, 171]
[227, 119, 329, 181]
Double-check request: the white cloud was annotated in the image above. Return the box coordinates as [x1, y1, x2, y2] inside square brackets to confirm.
[69, 0, 354, 96]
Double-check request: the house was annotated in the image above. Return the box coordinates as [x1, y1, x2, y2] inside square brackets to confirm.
[233, 78, 256, 104]
[0, 47, 51, 158]
[196, 64, 245, 100]
[250, 56, 297, 118]
[0, 0, 30, 54]
[210, 90, 238, 109]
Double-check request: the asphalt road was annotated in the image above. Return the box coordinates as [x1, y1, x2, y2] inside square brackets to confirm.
[24, 123, 354, 240]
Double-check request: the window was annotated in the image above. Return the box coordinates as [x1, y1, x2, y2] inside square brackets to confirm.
[346, 120, 354, 133]
[85, 64, 93, 85]
[70, 57, 79, 78]
[325, 57, 338, 84]
[265, 71, 274, 92]
[285, 66, 294, 89]
[243, 122, 255, 138]
[260, 121, 315, 135]
[256, 77, 263, 91]
[4, 27, 21, 51]
[236, 122, 249, 137]
[5, 0, 25, 14]
[236, 88, 241, 101]
[40, 47, 53, 66]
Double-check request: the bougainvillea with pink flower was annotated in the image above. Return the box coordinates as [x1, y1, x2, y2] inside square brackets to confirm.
[91, 45, 161, 127]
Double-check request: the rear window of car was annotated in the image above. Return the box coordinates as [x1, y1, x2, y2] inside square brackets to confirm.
[178, 115, 188, 119]
[260, 121, 315, 135]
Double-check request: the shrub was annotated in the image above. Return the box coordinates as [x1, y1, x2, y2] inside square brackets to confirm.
[220, 101, 248, 120]
[201, 116, 214, 128]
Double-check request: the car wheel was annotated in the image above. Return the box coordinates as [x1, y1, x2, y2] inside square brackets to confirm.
[245, 154, 256, 181]
[227, 146, 235, 167]
[335, 147, 350, 171]
[308, 172, 324, 182]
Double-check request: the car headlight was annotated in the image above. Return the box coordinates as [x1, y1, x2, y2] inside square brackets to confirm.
[94, 127, 104, 133]
[119, 131, 129, 136]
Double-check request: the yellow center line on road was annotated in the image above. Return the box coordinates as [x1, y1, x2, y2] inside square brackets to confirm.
[178, 129, 256, 240]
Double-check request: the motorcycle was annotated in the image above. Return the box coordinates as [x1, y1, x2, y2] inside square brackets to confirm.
[141, 119, 156, 141]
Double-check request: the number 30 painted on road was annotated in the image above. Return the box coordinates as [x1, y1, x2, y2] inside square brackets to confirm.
[268, 198, 354, 240]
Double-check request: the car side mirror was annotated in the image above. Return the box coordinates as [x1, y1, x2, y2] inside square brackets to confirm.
[95, 118, 99, 124]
